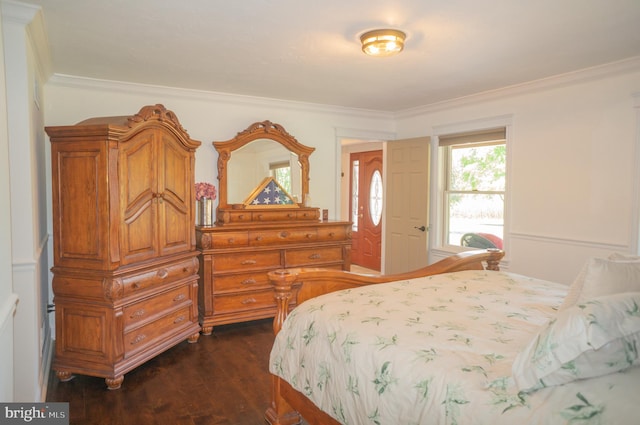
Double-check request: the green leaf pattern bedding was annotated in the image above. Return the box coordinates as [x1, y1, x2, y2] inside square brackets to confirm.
[269, 270, 640, 424]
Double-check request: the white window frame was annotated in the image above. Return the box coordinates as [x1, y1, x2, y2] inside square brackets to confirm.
[429, 115, 513, 262]
[442, 140, 505, 247]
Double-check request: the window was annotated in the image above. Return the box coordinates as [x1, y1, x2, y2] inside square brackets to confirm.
[270, 161, 292, 194]
[440, 128, 506, 249]
[351, 160, 360, 231]
[369, 169, 383, 226]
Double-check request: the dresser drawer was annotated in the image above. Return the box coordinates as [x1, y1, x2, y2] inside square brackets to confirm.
[213, 271, 271, 292]
[296, 209, 320, 220]
[317, 225, 350, 241]
[123, 285, 192, 329]
[216, 209, 252, 224]
[285, 246, 344, 267]
[252, 210, 298, 222]
[122, 258, 197, 295]
[212, 251, 282, 272]
[124, 306, 193, 356]
[211, 231, 249, 248]
[249, 228, 317, 246]
[212, 289, 276, 314]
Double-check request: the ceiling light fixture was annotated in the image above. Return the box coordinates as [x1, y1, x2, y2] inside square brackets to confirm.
[360, 29, 406, 57]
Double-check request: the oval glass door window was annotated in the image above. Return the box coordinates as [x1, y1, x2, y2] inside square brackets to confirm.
[369, 170, 383, 226]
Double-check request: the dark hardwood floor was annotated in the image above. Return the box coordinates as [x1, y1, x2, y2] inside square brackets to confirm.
[46, 319, 280, 425]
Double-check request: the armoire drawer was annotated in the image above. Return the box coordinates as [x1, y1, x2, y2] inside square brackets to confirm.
[285, 246, 344, 267]
[249, 228, 317, 246]
[212, 251, 282, 272]
[212, 289, 276, 314]
[213, 271, 271, 292]
[124, 306, 193, 356]
[123, 284, 192, 330]
[122, 258, 197, 295]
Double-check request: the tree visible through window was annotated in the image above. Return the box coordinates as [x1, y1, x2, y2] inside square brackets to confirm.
[270, 161, 292, 194]
[441, 128, 506, 248]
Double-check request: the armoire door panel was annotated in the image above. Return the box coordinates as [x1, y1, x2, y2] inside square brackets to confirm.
[122, 205, 157, 262]
[53, 146, 110, 269]
[161, 136, 190, 204]
[121, 134, 156, 208]
[158, 133, 192, 255]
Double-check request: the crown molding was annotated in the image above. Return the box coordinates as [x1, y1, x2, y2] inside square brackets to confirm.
[396, 56, 640, 119]
[1, 0, 52, 80]
[47, 74, 395, 121]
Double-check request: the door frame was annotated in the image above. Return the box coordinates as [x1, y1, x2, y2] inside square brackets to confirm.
[336, 128, 395, 273]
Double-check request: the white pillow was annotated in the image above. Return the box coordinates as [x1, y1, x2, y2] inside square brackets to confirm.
[576, 258, 640, 304]
[512, 292, 640, 393]
[559, 256, 640, 311]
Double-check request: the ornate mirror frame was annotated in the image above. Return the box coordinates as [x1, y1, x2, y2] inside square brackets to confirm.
[214, 121, 316, 222]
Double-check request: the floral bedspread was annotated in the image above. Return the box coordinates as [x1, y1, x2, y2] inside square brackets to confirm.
[269, 270, 639, 424]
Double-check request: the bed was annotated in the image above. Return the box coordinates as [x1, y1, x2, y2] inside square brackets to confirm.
[264, 249, 640, 425]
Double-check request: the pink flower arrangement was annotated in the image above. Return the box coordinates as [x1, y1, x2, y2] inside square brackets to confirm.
[195, 182, 217, 201]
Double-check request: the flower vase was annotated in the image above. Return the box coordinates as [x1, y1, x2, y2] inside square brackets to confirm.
[195, 200, 203, 226]
[201, 197, 214, 226]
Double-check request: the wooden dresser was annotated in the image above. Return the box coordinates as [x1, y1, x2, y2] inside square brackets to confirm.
[196, 217, 351, 334]
[46, 104, 202, 389]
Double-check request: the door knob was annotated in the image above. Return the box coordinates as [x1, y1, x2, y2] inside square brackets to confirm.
[414, 225, 426, 232]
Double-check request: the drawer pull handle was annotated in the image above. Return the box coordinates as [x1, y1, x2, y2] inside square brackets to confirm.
[241, 259, 257, 265]
[280, 231, 289, 238]
[306, 233, 313, 239]
[257, 214, 263, 220]
[241, 298, 257, 304]
[173, 294, 186, 302]
[238, 214, 244, 219]
[157, 269, 169, 279]
[227, 238, 235, 243]
[174, 315, 185, 324]
[288, 213, 294, 218]
[131, 334, 146, 345]
[328, 232, 335, 237]
[132, 283, 141, 290]
[309, 253, 321, 259]
[255, 236, 263, 241]
[130, 309, 145, 319]
[241, 278, 257, 285]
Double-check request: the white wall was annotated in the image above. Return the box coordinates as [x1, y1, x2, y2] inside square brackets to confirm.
[2, 0, 52, 401]
[0, 5, 18, 403]
[396, 60, 640, 285]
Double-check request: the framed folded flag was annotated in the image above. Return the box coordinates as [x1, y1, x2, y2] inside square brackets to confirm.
[243, 177, 298, 208]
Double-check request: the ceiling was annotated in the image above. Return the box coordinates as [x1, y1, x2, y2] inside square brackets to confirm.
[20, 0, 640, 112]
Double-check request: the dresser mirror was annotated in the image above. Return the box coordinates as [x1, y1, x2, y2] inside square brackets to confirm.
[214, 121, 319, 224]
[226, 139, 302, 205]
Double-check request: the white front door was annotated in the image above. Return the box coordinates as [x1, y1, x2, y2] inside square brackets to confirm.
[385, 137, 430, 273]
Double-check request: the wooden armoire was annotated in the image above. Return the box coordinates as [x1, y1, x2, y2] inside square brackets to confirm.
[47, 104, 202, 390]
